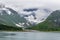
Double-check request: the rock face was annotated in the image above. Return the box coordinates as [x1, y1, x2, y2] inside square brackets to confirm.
[47, 10, 60, 26]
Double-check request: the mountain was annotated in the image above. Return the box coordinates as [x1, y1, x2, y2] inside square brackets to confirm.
[20, 8, 52, 25]
[0, 4, 31, 28]
[0, 4, 53, 30]
[30, 10, 60, 31]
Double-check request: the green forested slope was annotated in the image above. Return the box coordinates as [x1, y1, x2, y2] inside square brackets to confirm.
[0, 24, 22, 31]
[31, 10, 60, 31]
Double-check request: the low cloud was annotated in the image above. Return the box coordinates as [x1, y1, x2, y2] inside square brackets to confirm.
[0, 0, 60, 11]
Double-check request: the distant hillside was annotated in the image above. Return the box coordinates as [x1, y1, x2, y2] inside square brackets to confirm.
[0, 24, 22, 31]
[30, 10, 60, 31]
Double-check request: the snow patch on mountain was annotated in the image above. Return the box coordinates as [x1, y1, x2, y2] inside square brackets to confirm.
[0, 3, 53, 28]
[0, 4, 12, 15]
[16, 23, 25, 27]
[20, 8, 52, 24]
[0, 4, 32, 28]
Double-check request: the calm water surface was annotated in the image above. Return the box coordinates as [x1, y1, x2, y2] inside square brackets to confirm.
[0, 32, 60, 40]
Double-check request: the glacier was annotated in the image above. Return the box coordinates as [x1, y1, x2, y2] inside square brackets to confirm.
[20, 8, 52, 24]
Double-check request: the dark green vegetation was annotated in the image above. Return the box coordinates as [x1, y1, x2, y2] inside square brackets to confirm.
[0, 7, 31, 31]
[0, 24, 23, 31]
[0, 8, 27, 27]
[30, 10, 60, 31]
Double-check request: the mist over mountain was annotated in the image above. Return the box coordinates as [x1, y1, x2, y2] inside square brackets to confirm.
[0, 3, 53, 30]
[20, 8, 52, 24]
[0, 4, 31, 28]
[31, 10, 60, 31]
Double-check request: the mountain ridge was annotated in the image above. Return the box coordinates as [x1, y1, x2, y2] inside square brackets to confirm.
[30, 10, 60, 31]
[0, 4, 31, 28]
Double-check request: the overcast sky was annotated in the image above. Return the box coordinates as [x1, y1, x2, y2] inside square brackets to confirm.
[0, 0, 60, 11]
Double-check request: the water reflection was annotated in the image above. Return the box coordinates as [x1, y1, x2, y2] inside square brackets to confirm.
[0, 32, 16, 38]
[0, 32, 60, 40]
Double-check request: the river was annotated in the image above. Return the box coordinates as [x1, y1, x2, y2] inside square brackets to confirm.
[0, 32, 60, 40]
